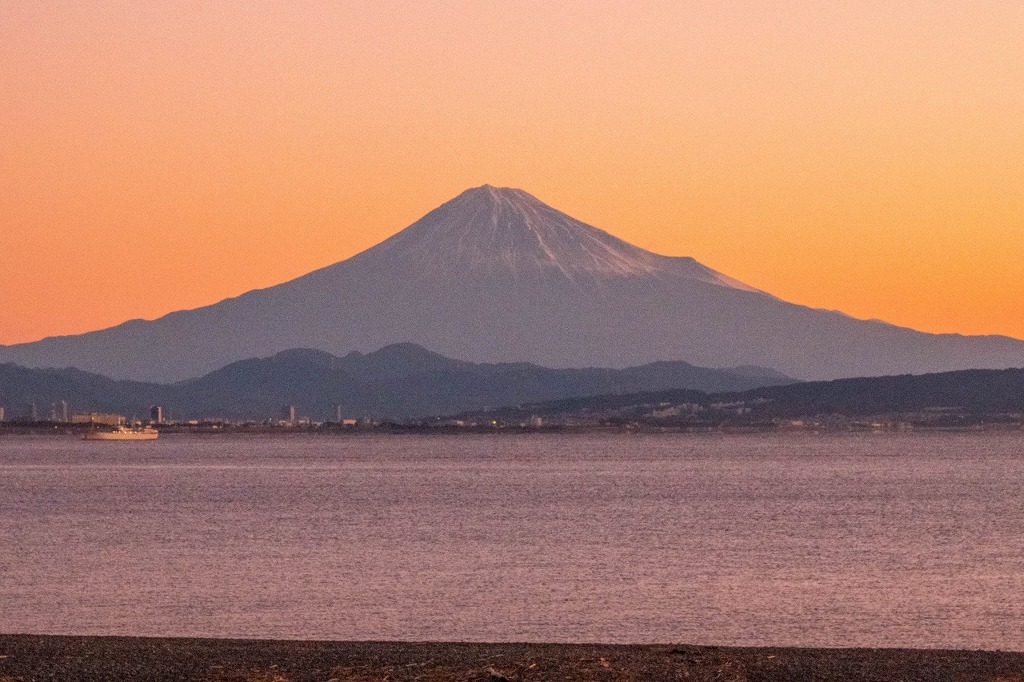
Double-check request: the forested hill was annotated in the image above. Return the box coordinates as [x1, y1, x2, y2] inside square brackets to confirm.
[0, 343, 792, 421]
[457, 368, 1024, 422]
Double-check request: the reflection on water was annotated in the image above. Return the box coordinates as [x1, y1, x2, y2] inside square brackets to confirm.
[1, 432, 1023, 649]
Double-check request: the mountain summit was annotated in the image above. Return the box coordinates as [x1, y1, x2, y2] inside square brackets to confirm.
[357, 185, 758, 291]
[2, 186, 1024, 382]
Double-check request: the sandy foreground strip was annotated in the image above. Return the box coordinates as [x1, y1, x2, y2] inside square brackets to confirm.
[1, 636, 1023, 682]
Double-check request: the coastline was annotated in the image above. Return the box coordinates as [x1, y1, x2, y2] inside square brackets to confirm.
[2, 423, 1022, 437]
[1, 636, 1022, 682]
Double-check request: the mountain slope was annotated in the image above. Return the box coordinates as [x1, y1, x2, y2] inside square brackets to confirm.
[0, 343, 794, 421]
[467, 368, 1024, 423]
[2, 185, 1023, 382]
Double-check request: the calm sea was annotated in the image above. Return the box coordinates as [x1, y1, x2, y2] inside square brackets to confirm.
[2, 432, 1023, 649]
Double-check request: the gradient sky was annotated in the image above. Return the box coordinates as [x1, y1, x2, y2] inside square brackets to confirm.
[2, 1, 1022, 345]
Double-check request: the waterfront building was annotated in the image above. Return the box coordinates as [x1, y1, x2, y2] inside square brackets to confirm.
[281, 404, 297, 425]
[52, 400, 70, 423]
[150, 405, 164, 424]
[71, 412, 126, 427]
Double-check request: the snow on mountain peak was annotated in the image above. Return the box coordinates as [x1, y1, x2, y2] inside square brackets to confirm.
[356, 185, 760, 292]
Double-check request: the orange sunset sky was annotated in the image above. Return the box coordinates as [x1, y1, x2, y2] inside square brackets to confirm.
[2, 1, 1022, 346]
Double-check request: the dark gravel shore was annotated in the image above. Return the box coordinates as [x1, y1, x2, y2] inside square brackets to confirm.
[2, 636, 1024, 682]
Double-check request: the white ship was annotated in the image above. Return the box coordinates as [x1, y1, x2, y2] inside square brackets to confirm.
[82, 426, 159, 441]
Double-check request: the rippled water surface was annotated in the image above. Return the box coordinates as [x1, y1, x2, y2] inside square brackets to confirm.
[2, 432, 1023, 649]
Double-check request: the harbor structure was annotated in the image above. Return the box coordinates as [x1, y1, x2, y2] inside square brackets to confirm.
[72, 412, 126, 427]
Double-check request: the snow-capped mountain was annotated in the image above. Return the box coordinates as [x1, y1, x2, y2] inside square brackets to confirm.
[2, 185, 1023, 382]
[358, 185, 758, 291]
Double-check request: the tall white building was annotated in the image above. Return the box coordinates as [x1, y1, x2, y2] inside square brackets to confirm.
[52, 400, 70, 422]
[281, 404, 297, 425]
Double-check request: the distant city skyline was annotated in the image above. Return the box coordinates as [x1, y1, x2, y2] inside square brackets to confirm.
[2, 2, 1022, 345]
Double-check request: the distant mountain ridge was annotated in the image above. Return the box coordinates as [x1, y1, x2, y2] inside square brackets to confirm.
[464, 367, 1024, 423]
[2, 185, 1024, 381]
[0, 343, 794, 421]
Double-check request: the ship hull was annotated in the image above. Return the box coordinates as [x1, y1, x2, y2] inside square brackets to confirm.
[82, 430, 158, 441]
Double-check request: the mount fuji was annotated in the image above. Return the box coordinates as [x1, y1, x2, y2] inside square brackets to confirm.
[3, 185, 1023, 382]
